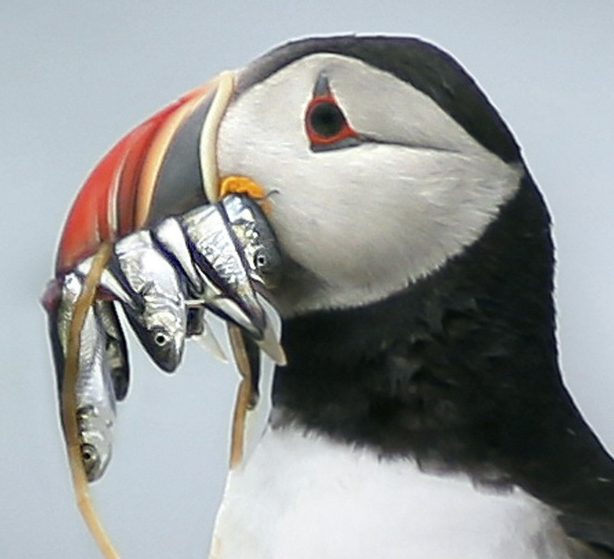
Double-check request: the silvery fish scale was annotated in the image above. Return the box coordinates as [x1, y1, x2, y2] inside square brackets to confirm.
[181, 204, 256, 305]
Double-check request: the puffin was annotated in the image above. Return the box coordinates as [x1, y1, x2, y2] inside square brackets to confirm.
[206, 37, 614, 558]
[53, 35, 614, 558]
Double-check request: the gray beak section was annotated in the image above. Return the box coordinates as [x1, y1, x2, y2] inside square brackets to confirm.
[146, 92, 214, 226]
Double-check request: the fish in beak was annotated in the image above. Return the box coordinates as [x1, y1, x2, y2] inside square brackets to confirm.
[52, 69, 284, 372]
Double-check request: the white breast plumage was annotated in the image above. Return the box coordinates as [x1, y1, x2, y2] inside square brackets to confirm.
[209, 425, 576, 559]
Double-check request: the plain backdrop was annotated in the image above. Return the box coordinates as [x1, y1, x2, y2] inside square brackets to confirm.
[1, 2, 613, 558]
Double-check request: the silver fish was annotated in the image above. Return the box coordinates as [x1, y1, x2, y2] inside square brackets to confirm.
[103, 230, 187, 372]
[184, 203, 265, 332]
[46, 273, 116, 482]
[154, 196, 284, 364]
[218, 195, 284, 365]
[154, 216, 234, 363]
[153, 205, 260, 331]
[221, 195, 282, 289]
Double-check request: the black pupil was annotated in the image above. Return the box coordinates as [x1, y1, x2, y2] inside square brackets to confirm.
[309, 102, 345, 138]
[255, 252, 268, 268]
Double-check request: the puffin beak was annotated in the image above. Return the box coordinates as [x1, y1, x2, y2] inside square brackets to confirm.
[55, 68, 282, 361]
[57, 69, 272, 268]
[56, 74, 228, 273]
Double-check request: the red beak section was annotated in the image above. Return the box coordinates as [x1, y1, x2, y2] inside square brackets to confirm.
[56, 82, 217, 274]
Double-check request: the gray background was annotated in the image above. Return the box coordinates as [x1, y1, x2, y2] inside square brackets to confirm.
[1, 2, 613, 557]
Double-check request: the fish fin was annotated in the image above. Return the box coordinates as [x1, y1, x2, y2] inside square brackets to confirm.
[255, 319, 286, 366]
[193, 319, 228, 363]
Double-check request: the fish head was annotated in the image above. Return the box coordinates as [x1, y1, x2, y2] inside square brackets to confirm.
[246, 228, 282, 289]
[235, 205, 282, 289]
[129, 304, 186, 372]
[222, 195, 282, 289]
[244, 197, 282, 283]
[77, 404, 114, 482]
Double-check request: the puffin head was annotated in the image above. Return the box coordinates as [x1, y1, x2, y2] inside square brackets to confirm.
[213, 38, 563, 473]
[216, 37, 528, 318]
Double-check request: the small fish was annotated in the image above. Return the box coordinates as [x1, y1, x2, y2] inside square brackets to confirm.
[154, 205, 261, 334]
[45, 273, 116, 482]
[181, 201, 271, 336]
[154, 195, 285, 364]
[221, 195, 282, 289]
[104, 230, 187, 372]
[219, 195, 285, 365]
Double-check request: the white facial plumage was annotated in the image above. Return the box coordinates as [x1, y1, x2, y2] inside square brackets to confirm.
[217, 54, 523, 316]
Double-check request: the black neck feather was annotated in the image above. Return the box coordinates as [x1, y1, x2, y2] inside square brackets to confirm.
[272, 175, 614, 519]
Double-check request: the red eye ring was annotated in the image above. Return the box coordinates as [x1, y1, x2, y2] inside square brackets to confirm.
[305, 95, 358, 146]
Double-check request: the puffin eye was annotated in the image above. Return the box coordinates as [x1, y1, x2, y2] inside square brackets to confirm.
[308, 102, 345, 138]
[305, 95, 359, 150]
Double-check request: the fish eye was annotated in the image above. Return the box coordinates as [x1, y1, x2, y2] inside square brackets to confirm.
[251, 245, 281, 287]
[154, 331, 170, 347]
[254, 249, 269, 271]
[81, 443, 99, 468]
